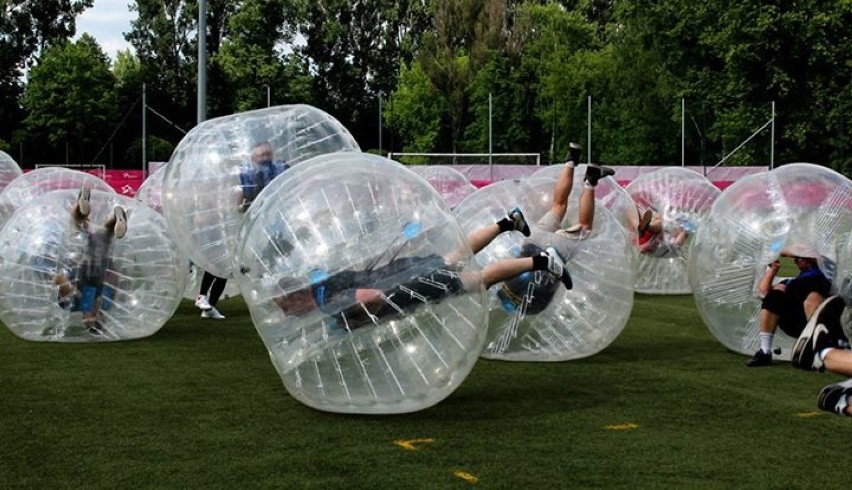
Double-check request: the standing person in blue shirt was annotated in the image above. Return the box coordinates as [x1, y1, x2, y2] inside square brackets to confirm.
[196, 140, 290, 320]
[747, 248, 833, 367]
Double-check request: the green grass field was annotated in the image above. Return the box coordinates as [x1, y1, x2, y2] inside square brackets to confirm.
[1, 294, 848, 489]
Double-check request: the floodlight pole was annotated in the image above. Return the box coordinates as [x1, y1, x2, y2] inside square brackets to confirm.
[488, 92, 493, 180]
[587, 96, 592, 164]
[197, 0, 207, 124]
[378, 94, 382, 152]
[142, 83, 147, 177]
[681, 98, 685, 166]
[770, 101, 775, 169]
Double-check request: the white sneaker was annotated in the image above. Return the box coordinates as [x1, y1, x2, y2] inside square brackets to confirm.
[195, 295, 212, 311]
[201, 307, 226, 320]
[544, 246, 573, 290]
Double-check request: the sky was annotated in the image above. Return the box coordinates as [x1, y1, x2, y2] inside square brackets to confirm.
[73, 1, 136, 61]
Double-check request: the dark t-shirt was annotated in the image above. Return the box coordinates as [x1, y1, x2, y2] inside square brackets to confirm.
[311, 255, 465, 330]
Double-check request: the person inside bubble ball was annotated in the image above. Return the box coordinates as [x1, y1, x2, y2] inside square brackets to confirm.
[271, 209, 573, 332]
[50, 187, 128, 336]
[237, 140, 290, 213]
[747, 247, 832, 367]
[195, 141, 292, 321]
[496, 142, 615, 315]
[790, 295, 852, 417]
[633, 208, 693, 257]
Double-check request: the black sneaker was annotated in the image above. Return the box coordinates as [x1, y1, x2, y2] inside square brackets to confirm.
[746, 349, 772, 367]
[77, 186, 91, 217]
[565, 142, 582, 165]
[544, 246, 573, 290]
[817, 379, 852, 417]
[791, 296, 848, 371]
[87, 322, 107, 336]
[508, 207, 531, 237]
[584, 165, 615, 186]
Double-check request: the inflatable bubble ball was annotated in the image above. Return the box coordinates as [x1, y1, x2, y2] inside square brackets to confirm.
[0, 150, 23, 192]
[409, 165, 477, 209]
[162, 104, 360, 279]
[136, 165, 241, 301]
[0, 167, 114, 230]
[454, 175, 635, 361]
[688, 163, 852, 359]
[624, 167, 720, 294]
[531, 164, 637, 240]
[232, 152, 489, 414]
[0, 189, 185, 342]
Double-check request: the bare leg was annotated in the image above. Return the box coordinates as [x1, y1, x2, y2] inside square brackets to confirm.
[577, 185, 595, 231]
[648, 214, 664, 234]
[479, 257, 535, 289]
[824, 349, 852, 377]
[550, 164, 575, 223]
[803, 292, 826, 320]
[467, 223, 502, 254]
[758, 308, 780, 334]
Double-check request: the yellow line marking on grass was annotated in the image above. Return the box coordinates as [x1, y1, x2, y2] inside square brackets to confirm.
[394, 438, 435, 451]
[605, 422, 639, 430]
[795, 411, 823, 418]
[454, 470, 479, 484]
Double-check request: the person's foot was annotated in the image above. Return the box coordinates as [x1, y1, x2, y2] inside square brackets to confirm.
[112, 206, 127, 239]
[544, 246, 573, 290]
[638, 209, 653, 233]
[77, 187, 91, 217]
[791, 296, 848, 371]
[817, 379, 852, 417]
[86, 322, 107, 336]
[201, 307, 226, 320]
[508, 207, 531, 237]
[746, 349, 772, 367]
[565, 142, 582, 164]
[584, 165, 615, 186]
[195, 294, 213, 311]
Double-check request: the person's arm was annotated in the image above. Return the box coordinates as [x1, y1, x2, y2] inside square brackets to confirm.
[757, 260, 781, 297]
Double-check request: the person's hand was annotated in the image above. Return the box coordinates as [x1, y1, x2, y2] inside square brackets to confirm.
[767, 260, 781, 273]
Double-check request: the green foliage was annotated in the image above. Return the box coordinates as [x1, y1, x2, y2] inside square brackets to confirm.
[22, 34, 117, 162]
[386, 61, 446, 153]
[125, 135, 176, 163]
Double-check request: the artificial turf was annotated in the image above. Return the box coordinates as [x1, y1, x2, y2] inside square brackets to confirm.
[0, 294, 848, 489]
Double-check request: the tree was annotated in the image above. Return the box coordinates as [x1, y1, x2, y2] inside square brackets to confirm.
[216, 0, 307, 113]
[385, 61, 446, 152]
[0, 0, 92, 145]
[22, 34, 118, 164]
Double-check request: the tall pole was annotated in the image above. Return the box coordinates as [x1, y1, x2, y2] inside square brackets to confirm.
[378, 94, 382, 152]
[488, 92, 493, 180]
[267, 85, 271, 108]
[681, 98, 685, 166]
[770, 101, 775, 170]
[197, 0, 207, 124]
[142, 83, 147, 177]
[587, 96, 591, 164]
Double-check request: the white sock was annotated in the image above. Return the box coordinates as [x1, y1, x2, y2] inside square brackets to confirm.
[759, 332, 774, 354]
[566, 160, 576, 168]
[583, 181, 594, 190]
[819, 348, 834, 361]
[837, 395, 849, 415]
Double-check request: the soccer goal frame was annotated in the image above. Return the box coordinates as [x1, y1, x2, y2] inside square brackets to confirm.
[387, 152, 540, 166]
[35, 163, 107, 180]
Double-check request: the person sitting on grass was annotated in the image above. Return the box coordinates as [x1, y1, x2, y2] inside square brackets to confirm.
[272, 208, 572, 333]
[747, 247, 832, 367]
[791, 295, 852, 417]
[50, 187, 127, 336]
